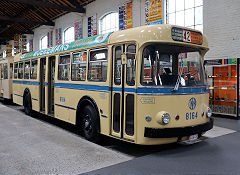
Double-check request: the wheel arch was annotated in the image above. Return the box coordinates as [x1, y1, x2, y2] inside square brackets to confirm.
[76, 96, 100, 133]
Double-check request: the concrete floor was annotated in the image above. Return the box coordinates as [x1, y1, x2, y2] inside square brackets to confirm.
[1, 100, 240, 175]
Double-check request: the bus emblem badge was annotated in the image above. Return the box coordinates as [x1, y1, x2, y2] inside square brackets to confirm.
[188, 97, 197, 110]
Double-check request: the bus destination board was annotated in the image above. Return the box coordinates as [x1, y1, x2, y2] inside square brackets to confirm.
[172, 27, 202, 45]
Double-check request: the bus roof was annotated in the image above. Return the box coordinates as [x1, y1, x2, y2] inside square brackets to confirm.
[19, 24, 208, 61]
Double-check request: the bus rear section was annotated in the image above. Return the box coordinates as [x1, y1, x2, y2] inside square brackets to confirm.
[0, 57, 13, 100]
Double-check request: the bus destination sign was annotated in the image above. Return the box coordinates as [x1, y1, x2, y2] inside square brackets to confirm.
[171, 27, 202, 45]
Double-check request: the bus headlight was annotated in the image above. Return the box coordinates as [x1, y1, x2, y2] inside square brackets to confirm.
[206, 108, 212, 118]
[162, 113, 171, 124]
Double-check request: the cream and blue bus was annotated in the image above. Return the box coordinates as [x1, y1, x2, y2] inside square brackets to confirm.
[12, 25, 213, 145]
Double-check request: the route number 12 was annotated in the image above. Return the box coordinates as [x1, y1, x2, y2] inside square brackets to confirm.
[183, 30, 191, 42]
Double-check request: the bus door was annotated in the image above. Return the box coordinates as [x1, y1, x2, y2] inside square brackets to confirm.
[40, 58, 46, 112]
[48, 56, 55, 115]
[111, 44, 136, 141]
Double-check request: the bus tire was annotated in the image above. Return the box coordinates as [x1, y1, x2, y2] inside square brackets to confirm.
[24, 93, 32, 116]
[81, 105, 100, 142]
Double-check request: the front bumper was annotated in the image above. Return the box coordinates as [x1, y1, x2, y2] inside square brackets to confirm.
[144, 118, 214, 138]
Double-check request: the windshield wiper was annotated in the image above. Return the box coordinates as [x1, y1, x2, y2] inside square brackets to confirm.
[173, 57, 184, 91]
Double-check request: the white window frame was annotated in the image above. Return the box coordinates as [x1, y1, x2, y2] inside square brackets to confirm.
[63, 26, 74, 44]
[99, 12, 119, 35]
[166, 0, 203, 32]
[40, 35, 48, 50]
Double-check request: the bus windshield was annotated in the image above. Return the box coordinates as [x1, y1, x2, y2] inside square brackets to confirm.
[141, 44, 206, 87]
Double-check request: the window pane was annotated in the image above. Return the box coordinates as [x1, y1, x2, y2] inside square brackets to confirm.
[195, 0, 203, 7]
[185, 8, 194, 27]
[185, 0, 194, 9]
[168, 0, 176, 13]
[10, 63, 13, 79]
[24, 61, 30, 79]
[195, 6, 203, 25]
[3, 64, 8, 79]
[31, 59, 38, 79]
[58, 55, 70, 80]
[18, 62, 23, 79]
[114, 46, 121, 85]
[72, 52, 87, 81]
[100, 12, 119, 34]
[176, 11, 184, 26]
[168, 13, 176, 24]
[176, 0, 184, 11]
[88, 49, 108, 82]
[14, 63, 18, 79]
[64, 27, 74, 44]
[125, 94, 134, 136]
[40, 36, 48, 50]
[195, 24, 203, 32]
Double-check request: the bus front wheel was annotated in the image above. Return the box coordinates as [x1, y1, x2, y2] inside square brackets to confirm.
[81, 105, 100, 142]
[24, 93, 32, 116]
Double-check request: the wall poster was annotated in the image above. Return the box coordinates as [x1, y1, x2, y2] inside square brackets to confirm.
[48, 31, 53, 47]
[119, 0, 132, 30]
[74, 20, 83, 40]
[88, 14, 97, 37]
[55, 28, 62, 45]
[145, 0, 163, 25]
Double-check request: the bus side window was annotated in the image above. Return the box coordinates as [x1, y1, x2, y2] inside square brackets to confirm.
[88, 48, 108, 82]
[18, 62, 23, 79]
[58, 54, 70, 81]
[10, 63, 13, 79]
[14, 62, 18, 79]
[114, 46, 122, 85]
[126, 44, 136, 86]
[24, 61, 30, 79]
[31, 59, 38, 79]
[0, 64, 3, 79]
[72, 51, 87, 81]
[3, 63, 8, 79]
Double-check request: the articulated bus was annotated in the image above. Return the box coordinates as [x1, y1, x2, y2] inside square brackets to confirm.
[12, 25, 213, 145]
[0, 57, 13, 99]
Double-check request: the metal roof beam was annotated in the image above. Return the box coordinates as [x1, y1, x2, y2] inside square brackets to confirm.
[0, 16, 55, 26]
[6, 0, 86, 13]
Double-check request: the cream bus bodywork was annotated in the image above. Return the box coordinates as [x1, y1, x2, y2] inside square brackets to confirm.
[0, 57, 13, 99]
[13, 25, 213, 145]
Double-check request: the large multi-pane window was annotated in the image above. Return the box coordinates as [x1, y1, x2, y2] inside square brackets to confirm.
[40, 35, 48, 50]
[63, 27, 74, 44]
[99, 12, 119, 34]
[166, 0, 203, 32]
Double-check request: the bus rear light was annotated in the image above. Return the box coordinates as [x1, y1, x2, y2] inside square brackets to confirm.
[175, 114, 180, 121]
[100, 109, 103, 114]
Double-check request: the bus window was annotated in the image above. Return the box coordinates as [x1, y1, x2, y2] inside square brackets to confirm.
[14, 63, 18, 79]
[58, 54, 70, 81]
[24, 61, 30, 79]
[3, 63, 8, 79]
[31, 59, 38, 79]
[10, 63, 13, 79]
[18, 62, 23, 79]
[0, 64, 3, 79]
[72, 51, 87, 81]
[125, 94, 134, 136]
[114, 46, 121, 85]
[88, 48, 108, 82]
[126, 45, 136, 86]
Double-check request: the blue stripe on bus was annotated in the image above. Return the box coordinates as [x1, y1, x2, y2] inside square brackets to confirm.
[12, 80, 40, 85]
[54, 83, 111, 92]
[137, 87, 208, 94]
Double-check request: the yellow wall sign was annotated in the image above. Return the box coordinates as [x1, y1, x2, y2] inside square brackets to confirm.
[146, 0, 163, 25]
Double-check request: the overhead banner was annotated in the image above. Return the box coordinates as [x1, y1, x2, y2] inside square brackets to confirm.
[74, 20, 83, 40]
[145, 0, 163, 25]
[119, 0, 132, 30]
[20, 33, 112, 60]
[88, 14, 97, 37]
